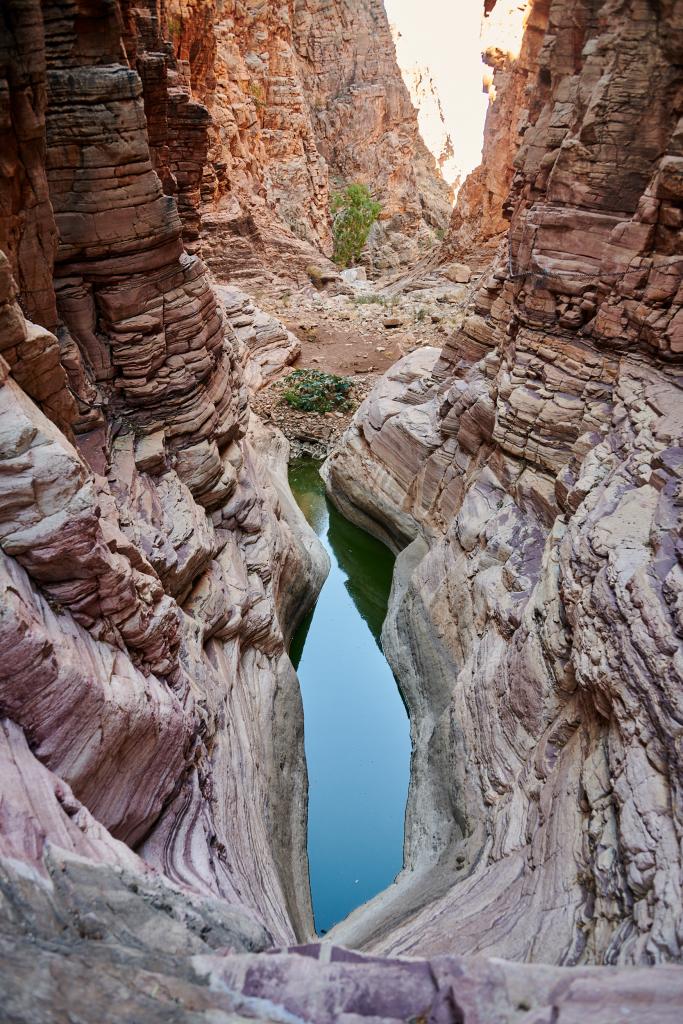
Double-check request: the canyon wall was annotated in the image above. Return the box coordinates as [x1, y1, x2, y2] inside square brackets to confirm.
[326, 0, 683, 968]
[157, 0, 335, 279]
[291, 0, 453, 268]
[119, 0, 451, 281]
[1, 0, 683, 1019]
[392, 54, 459, 192]
[441, 0, 539, 268]
[0, 0, 330, 961]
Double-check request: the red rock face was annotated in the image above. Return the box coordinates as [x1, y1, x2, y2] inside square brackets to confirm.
[0, 2, 75, 432]
[42, 0, 242, 503]
[441, 0, 546, 267]
[0, 1, 57, 329]
[119, 0, 452, 277]
[290, 0, 454, 268]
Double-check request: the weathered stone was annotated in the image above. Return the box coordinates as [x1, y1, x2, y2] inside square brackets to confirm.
[124, 0, 453, 277]
[0, 1, 682, 1019]
[290, 0, 453, 270]
[324, 0, 683, 971]
[0, 0, 331, 967]
[215, 283, 300, 391]
[134, 429, 167, 474]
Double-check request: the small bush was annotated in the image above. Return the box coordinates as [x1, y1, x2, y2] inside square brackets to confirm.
[306, 264, 326, 286]
[331, 184, 382, 268]
[248, 81, 266, 108]
[352, 293, 387, 306]
[282, 369, 353, 414]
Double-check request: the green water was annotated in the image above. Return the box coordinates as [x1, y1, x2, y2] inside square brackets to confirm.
[288, 457, 411, 936]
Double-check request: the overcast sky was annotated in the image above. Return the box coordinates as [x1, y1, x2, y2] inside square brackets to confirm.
[384, 0, 489, 180]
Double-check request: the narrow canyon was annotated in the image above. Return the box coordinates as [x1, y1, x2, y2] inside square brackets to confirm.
[0, 0, 682, 1021]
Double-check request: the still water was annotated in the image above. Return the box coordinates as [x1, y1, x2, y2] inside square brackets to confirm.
[288, 457, 411, 935]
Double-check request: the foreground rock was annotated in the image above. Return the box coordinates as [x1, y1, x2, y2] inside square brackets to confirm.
[3, 912, 683, 1023]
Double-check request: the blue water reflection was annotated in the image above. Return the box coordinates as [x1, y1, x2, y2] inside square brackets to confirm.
[289, 458, 410, 935]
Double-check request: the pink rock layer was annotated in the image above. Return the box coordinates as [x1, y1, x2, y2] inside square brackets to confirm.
[0, 0, 682, 1019]
[324, 0, 683, 968]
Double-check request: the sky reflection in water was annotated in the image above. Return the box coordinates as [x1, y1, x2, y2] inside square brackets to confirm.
[289, 458, 411, 936]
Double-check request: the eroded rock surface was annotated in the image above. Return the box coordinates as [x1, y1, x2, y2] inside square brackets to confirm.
[291, 0, 453, 269]
[0, 0, 329, 964]
[216, 283, 301, 391]
[116, 0, 452, 280]
[3, 916, 683, 1024]
[325, 0, 683, 968]
[1, 0, 682, 1019]
[440, 0, 541, 269]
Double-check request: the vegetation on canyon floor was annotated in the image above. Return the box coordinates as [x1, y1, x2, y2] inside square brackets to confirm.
[352, 293, 390, 305]
[331, 184, 382, 267]
[282, 368, 354, 414]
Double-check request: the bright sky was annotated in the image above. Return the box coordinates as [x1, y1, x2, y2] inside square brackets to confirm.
[384, 0, 489, 181]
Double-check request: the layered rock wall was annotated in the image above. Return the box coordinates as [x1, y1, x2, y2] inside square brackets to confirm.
[0, 0, 75, 430]
[118, 0, 452, 279]
[0, 0, 329, 956]
[325, 0, 683, 967]
[161, 0, 333, 272]
[1, 0, 683, 1018]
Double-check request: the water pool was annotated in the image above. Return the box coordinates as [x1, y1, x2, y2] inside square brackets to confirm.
[288, 457, 410, 935]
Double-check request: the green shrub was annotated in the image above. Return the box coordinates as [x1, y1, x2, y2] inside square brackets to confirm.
[352, 293, 387, 305]
[248, 80, 266, 108]
[282, 369, 353, 414]
[331, 184, 382, 268]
